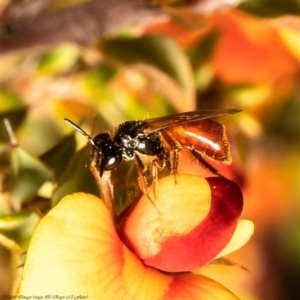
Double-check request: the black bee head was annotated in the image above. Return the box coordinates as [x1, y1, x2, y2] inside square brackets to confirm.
[91, 133, 123, 176]
[63, 119, 123, 177]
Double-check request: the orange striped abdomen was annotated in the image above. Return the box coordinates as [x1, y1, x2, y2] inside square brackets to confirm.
[167, 119, 231, 163]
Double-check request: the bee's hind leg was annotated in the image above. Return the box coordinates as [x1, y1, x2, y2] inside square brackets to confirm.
[159, 129, 182, 184]
[189, 148, 224, 177]
[134, 155, 159, 213]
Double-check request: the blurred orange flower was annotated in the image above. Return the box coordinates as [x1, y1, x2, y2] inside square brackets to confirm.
[19, 175, 253, 299]
[209, 9, 300, 85]
[145, 8, 300, 86]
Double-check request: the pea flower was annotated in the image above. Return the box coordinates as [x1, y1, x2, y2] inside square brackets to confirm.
[19, 175, 253, 299]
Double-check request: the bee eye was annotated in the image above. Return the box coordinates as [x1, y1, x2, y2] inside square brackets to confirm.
[104, 156, 122, 170]
[99, 152, 123, 176]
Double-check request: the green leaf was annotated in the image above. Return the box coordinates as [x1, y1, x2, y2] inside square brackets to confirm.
[84, 63, 117, 101]
[0, 210, 33, 231]
[40, 134, 77, 180]
[52, 145, 99, 205]
[0, 90, 24, 110]
[37, 44, 80, 75]
[0, 210, 40, 249]
[10, 147, 54, 204]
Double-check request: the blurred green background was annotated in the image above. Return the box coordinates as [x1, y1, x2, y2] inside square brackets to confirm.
[1, 0, 300, 299]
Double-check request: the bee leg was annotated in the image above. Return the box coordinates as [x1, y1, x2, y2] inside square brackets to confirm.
[134, 154, 148, 193]
[150, 158, 165, 199]
[171, 148, 181, 184]
[189, 148, 224, 177]
[160, 130, 182, 184]
[134, 155, 159, 212]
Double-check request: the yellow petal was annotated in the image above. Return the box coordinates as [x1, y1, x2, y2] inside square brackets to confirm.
[122, 246, 173, 299]
[216, 219, 254, 259]
[162, 273, 239, 300]
[20, 193, 125, 297]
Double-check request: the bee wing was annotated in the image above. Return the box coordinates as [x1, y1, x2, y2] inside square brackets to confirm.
[142, 109, 241, 133]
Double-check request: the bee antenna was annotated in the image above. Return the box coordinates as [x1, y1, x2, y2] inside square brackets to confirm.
[64, 118, 96, 147]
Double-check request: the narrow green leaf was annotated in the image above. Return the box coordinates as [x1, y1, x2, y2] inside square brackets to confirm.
[40, 134, 77, 180]
[0, 211, 40, 249]
[10, 147, 54, 204]
[0, 210, 33, 231]
[52, 145, 99, 205]
[37, 44, 80, 75]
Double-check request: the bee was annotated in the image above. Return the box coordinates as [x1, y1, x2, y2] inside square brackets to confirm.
[64, 109, 240, 194]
